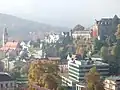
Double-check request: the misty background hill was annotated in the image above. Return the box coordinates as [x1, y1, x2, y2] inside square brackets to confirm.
[0, 13, 69, 40]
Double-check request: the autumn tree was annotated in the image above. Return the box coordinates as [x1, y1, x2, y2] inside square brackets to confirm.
[115, 24, 120, 42]
[111, 45, 120, 58]
[85, 67, 104, 90]
[73, 36, 87, 59]
[28, 60, 61, 90]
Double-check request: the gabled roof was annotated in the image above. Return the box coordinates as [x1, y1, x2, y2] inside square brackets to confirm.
[0, 41, 19, 51]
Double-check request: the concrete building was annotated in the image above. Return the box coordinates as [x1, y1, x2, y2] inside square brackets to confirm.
[104, 76, 120, 90]
[92, 15, 120, 40]
[61, 57, 109, 90]
[68, 59, 109, 82]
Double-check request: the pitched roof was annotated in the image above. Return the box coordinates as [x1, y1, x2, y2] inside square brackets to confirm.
[0, 41, 19, 51]
[73, 24, 85, 31]
[0, 72, 14, 81]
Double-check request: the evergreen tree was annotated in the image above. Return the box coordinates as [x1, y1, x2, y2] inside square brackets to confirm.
[93, 38, 103, 53]
[100, 46, 109, 62]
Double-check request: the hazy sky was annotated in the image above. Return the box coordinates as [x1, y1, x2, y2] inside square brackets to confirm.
[0, 0, 120, 28]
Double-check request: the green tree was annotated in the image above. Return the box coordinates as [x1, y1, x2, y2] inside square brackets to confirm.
[85, 67, 104, 90]
[111, 45, 120, 59]
[107, 55, 119, 75]
[57, 86, 66, 90]
[109, 44, 120, 74]
[93, 38, 103, 53]
[62, 33, 72, 46]
[100, 46, 109, 62]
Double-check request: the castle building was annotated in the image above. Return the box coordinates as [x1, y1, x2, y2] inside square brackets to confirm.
[92, 15, 120, 41]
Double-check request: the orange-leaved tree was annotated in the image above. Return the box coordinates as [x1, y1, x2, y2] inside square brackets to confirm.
[28, 60, 61, 90]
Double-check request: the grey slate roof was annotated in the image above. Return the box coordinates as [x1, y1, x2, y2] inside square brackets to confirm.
[0, 72, 14, 81]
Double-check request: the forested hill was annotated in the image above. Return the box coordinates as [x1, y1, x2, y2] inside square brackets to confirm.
[0, 13, 69, 40]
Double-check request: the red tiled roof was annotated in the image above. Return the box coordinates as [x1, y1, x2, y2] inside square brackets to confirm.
[0, 42, 19, 51]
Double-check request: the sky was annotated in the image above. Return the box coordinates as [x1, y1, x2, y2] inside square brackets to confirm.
[0, 0, 120, 28]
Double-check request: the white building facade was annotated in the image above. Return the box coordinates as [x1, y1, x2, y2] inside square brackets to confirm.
[104, 76, 120, 90]
[68, 60, 109, 82]
[44, 33, 59, 43]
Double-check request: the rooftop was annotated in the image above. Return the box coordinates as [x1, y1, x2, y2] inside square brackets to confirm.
[0, 72, 14, 81]
[69, 60, 108, 66]
[106, 76, 120, 81]
[73, 24, 85, 31]
[0, 41, 19, 51]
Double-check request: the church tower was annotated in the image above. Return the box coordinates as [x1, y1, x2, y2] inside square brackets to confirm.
[2, 27, 8, 47]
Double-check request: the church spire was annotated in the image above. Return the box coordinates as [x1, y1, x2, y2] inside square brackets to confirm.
[2, 27, 8, 46]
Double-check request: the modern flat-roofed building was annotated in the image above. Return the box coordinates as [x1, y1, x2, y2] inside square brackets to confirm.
[68, 59, 109, 82]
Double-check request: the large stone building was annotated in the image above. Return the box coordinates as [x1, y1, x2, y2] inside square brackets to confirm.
[92, 15, 120, 40]
[72, 24, 91, 39]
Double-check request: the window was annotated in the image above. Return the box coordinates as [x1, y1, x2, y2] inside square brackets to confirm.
[76, 86, 79, 90]
[11, 83, 13, 87]
[1, 84, 3, 88]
